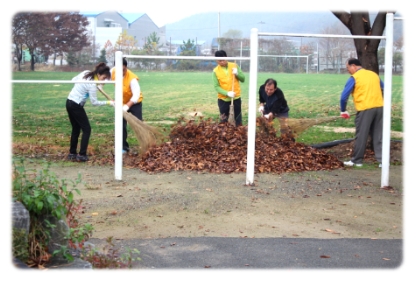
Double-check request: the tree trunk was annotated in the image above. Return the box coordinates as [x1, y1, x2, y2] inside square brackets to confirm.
[332, 11, 389, 75]
[29, 49, 35, 71]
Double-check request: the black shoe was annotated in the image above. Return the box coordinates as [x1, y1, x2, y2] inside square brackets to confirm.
[67, 153, 77, 160]
[76, 154, 89, 162]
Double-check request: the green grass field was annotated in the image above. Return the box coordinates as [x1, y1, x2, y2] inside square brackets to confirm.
[11, 71, 403, 151]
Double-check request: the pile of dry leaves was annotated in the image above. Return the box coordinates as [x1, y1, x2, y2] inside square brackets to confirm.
[124, 117, 344, 174]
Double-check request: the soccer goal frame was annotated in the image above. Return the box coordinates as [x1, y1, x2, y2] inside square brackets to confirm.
[245, 12, 399, 188]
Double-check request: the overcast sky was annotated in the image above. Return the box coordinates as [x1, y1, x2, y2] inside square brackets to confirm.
[6, 0, 410, 27]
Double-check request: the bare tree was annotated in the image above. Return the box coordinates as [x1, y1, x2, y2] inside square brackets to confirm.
[12, 13, 26, 71]
[12, 13, 54, 70]
[12, 12, 90, 71]
[47, 12, 89, 66]
[319, 24, 355, 71]
[332, 11, 394, 74]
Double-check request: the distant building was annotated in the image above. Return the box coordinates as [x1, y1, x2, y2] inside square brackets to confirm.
[80, 11, 166, 57]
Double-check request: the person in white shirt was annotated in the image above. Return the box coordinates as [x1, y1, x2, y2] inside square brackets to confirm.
[66, 62, 114, 162]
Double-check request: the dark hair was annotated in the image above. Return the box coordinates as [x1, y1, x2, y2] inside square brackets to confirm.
[347, 58, 362, 66]
[215, 50, 227, 57]
[264, 78, 277, 88]
[112, 58, 128, 67]
[83, 62, 111, 80]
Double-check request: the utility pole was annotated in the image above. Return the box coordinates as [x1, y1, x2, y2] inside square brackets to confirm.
[218, 12, 220, 50]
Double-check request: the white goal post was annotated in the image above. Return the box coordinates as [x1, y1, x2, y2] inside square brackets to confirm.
[246, 12, 397, 188]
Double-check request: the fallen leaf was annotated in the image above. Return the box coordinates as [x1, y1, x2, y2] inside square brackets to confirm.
[204, 265, 211, 268]
[382, 258, 390, 261]
[320, 255, 331, 258]
[92, 212, 98, 216]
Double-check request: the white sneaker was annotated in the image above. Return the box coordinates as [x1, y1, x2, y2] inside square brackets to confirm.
[343, 160, 363, 167]
[379, 163, 382, 168]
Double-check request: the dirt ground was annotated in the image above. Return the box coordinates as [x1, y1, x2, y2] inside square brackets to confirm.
[25, 140, 403, 241]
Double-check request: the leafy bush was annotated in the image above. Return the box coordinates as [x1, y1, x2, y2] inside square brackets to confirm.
[12, 158, 89, 266]
[12, 157, 141, 269]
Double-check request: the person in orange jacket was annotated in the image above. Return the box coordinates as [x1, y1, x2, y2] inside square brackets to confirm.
[111, 58, 143, 153]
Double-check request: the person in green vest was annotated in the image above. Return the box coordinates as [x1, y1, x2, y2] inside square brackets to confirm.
[212, 50, 245, 126]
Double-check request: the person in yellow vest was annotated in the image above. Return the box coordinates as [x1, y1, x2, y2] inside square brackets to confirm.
[340, 58, 384, 167]
[212, 50, 245, 126]
[111, 58, 143, 153]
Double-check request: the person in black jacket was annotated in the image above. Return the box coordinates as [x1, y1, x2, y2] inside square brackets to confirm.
[258, 78, 292, 137]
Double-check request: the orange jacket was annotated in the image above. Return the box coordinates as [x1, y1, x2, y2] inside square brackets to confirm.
[111, 68, 143, 104]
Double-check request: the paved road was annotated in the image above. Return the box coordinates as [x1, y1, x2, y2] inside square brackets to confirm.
[89, 237, 403, 269]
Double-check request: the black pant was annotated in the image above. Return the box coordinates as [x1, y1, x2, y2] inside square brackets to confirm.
[66, 99, 91, 156]
[123, 102, 143, 151]
[217, 98, 242, 126]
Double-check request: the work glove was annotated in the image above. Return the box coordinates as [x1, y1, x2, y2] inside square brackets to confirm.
[258, 105, 264, 113]
[107, 100, 115, 107]
[340, 111, 350, 119]
[264, 113, 272, 119]
[232, 68, 238, 75]
[227, 91, 235, 98]
[123, 104, 130, 112]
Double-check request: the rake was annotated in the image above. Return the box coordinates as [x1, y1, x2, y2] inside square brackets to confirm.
[96, 86, 163, 155]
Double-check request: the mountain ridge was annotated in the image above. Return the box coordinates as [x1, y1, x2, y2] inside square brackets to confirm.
[164, 11, 403, 46]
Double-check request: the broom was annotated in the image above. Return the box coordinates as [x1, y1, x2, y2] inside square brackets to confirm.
[96, 86, 163, 155]
[274, 114, 355, 137]
[228, 67, 236, 126]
